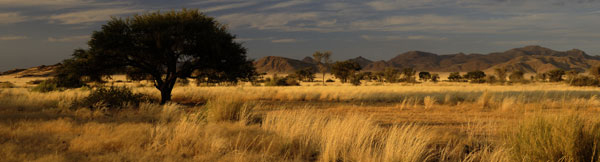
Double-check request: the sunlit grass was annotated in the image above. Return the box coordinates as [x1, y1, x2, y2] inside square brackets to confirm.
[1, 82, 600, 161]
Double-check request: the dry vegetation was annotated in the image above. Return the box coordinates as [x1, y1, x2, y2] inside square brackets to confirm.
[1, 79, 600, 161]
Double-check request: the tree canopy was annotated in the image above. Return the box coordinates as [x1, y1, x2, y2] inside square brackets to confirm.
[331, 60, 361, 83]
[546, 69, 565, 82]
[57, 9, 256, 104]
[463, 71, 486, 81]
[312, 51, 332, 84]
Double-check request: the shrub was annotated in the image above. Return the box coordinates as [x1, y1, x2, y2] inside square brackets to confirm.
[0, 82, 15, 88]
[265, 75, 300, 86]
[82, 86, 149, 109]
[26, 79, 44, 85]
[546, 69, 565, 82]
[285, 77, 300, 86]
[570, 76, 599, 86]
[350, 75, 361, 86]
[448, 72, 462, 82]
[31, 80, 61, 92]
[464, 70, 486, 82]
[507, 115, 600, 162]
[326, 79, 335, 82]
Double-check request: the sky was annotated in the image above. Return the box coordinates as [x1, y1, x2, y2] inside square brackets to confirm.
[1, 0, 600, 71]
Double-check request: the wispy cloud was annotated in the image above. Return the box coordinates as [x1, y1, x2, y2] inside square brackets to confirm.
[263, 0, 312, 10]
[0, 12, 28, 24]
[366, 0, 449, 11]
[0, 0, 129, 8]
[201, 1, 257, 12]
[492, 40, 543, 46]
[219, 12, 321, 30]
[47, 35, 89, 42]
[0, 35, 28, 41]
[49, 8, 143, 25]
[361, 35, 447, 41]
[271, 38, 297, 43]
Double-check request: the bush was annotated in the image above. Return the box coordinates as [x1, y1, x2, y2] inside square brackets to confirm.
[326, 79, 335, 82]
[570, 76, 599, 86]
[350, 75, 361, 86]
[0, 82, 15, 88]
[82, 86, 149, 109]
[507, 115, 600, 162]
[31, 80, 61, 92]
[265, 75, 299, 86]
[26, 79, 44, 85]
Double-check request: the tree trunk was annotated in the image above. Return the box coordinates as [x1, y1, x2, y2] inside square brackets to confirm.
[159, 87, 173, 104]
[322, 73, 325, 85]
[158, 77, 177, 105]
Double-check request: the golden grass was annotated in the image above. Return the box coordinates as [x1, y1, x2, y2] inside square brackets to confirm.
[1, 82, 600, 161]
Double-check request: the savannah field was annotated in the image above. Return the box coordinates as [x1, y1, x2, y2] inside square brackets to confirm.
[1, 75, 600, 162]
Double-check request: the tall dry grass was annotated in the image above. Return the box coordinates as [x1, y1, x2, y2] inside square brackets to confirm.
[506, 114, 600, 162]
[2, 83, 600, 161]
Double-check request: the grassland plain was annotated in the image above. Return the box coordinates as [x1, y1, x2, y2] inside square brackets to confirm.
[1, 80, 600, 161]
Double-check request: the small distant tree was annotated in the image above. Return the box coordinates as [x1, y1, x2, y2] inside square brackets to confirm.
[401, 68, 416, 82]
[509, 70, 525, 82]
[486, 75, 497, 84]
[448, 72, 462, 82]
[418, 71, 431, 82]
[294, 67, 316, 82]
[313, 51, 332, 85]
[374, 71, 385, 82]
[589, 66, 600, 79]
[495, 68, 507, 83]
[546, 69, 566, 82]
[331, 60, 361, 83]
[565, 70, 580, 84]
[359, 72, 374, 82]
[431, 73, 440, 82]
[463, 70, 486, 83]
[570, 75, 600, 87]
[349, 74, 362, 86]
[535, 72, 548, 82]
[383, 68, 401, 83]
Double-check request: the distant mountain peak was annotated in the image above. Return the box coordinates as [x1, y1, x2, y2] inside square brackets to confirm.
[301, 56, 316, 63]
[509, 45, 556, 55]
[251, 46, 598, 73]
[349, 56, 373, 68]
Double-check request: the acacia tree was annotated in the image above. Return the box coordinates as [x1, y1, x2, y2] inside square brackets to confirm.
[418, 71, 431, 81]
[331, 60, 361, 83]
[64, 9, 255, 104]
[546, 69, 566, 82]
[312, 51, 332, 85]
[448, 72, 462, 82]
[294, 67, 316, 82]
[463, 70, 486, 82]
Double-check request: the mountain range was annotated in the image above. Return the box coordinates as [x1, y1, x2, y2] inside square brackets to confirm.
[253, 46, 600, 73]
[2, 46, 599, 76]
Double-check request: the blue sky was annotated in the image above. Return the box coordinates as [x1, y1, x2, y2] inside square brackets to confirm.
[1, 0, 600, 71]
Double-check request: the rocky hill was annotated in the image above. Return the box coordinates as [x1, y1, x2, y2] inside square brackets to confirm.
[254, 46, 600, 73]
[0, 64, 59, 77]
[253, 56, 317, 73]
[3, 46, 598, 75]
